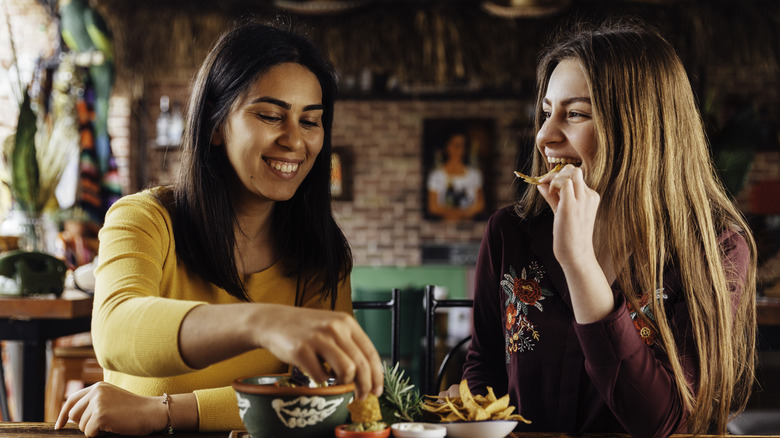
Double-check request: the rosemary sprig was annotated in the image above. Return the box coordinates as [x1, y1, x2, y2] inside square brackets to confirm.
[380, 362, 422, 423]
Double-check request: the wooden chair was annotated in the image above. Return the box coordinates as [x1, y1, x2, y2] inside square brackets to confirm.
[44, 345, 103, 422]
[423, 284, 473, 395]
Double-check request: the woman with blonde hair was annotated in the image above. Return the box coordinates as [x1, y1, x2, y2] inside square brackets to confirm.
[444, 18, 756, 437]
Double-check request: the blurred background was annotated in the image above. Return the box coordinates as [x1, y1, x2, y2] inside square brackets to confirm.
[1, 0, 778, 421]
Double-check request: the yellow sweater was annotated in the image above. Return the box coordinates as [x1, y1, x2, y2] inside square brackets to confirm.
[92, 188, 352, 431]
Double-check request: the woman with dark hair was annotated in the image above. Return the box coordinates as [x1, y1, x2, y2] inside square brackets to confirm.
[441, 19, 757, 437]
[55, 20, 383, 437]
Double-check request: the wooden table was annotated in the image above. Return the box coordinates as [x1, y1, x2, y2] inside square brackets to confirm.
[0, 423, 774, 437]
[0, 293, 93, 422]
[0, 423, 224, 437]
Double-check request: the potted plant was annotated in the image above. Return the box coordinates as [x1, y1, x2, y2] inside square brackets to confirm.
[1, 11, 80, 254]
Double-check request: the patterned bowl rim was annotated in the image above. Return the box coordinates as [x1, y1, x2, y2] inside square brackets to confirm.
[232, 373, 356, 396]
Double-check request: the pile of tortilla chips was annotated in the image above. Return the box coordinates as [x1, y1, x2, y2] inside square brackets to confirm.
[421, 380, 531, 424]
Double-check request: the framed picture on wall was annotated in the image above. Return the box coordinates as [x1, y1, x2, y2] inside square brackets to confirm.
[422, 119, 494, 221]
[331, 146, 353, 201]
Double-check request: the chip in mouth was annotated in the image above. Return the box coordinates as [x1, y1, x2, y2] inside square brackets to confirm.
[514, 163, 563, 185]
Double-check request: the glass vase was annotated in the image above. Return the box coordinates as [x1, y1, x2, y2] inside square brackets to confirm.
[0, 209, 58, 255]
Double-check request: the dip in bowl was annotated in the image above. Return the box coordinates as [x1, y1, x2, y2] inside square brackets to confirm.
[232, 374, 355, 438]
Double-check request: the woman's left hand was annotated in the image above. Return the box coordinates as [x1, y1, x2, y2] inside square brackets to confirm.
[54, 382, 169, 437]
[536, 165, 601, 270]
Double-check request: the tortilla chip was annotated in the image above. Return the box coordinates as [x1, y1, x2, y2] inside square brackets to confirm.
[514, 163, 563, 185]
[420, 379, 532, 425]
[347, 393, 382, 423]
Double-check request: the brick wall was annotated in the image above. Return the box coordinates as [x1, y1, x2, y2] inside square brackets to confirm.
[331, 99, 529, 266]
[3, 0, 779, 269]
[132, 82, 780, 267]
[142, 93, 532, 266]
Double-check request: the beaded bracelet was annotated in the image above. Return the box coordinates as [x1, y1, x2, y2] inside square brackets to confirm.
[162, 393, 174, 435]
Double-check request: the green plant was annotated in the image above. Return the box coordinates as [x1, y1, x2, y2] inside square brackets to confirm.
[2, 89, 77, 216]
[1, 5, 79, 217]
[380, 362, 423, 424]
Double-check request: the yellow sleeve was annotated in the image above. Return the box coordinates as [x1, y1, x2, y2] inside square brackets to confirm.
[194, 387, 245, 431]
[92, 191, 203, 377]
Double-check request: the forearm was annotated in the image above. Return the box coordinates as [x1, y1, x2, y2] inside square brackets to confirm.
[560, 253, 615, 324]
[427, 192, 468, 220]
[575, 303, 689, 437]
[168, 392, 199, 432]
[428, 202, 461, 218]
[179, 303, 268, 369]
[178, 301, 382, 400]
[461, 342, 507, 397]
[54, 382, 201, 436]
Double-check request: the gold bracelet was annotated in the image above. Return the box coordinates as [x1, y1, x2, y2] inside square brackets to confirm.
[162, 393, 174, 435]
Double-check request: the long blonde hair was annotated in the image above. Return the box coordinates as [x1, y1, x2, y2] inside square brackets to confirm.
[518, 19, 757, 434]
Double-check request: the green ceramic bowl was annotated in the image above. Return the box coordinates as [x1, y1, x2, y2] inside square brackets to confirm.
[232, 374, 355, 438]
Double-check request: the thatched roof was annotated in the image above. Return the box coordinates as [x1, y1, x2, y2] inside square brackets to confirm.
[91, 0, 779, 103]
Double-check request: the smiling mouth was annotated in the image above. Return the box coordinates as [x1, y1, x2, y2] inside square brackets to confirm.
[265, 158, 300, 174]
[514, 156, 583, 185]
[546, 156, 582, 166]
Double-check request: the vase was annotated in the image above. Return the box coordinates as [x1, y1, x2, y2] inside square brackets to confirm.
[0, 209, 58, 255]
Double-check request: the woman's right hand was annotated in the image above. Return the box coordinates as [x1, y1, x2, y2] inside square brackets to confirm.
[253, 305, 384, 400]
[179, 303, 384, 400]
[438, 384, 460, 399]
[54, 382, 168, 437]
[536, 164, 600, 269]
[537, 165, 615, 324]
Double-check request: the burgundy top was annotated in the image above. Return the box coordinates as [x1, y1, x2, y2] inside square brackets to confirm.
[461, 206, 749, 438]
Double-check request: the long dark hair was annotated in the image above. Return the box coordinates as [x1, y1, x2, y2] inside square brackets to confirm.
[164, 18, 351, 304]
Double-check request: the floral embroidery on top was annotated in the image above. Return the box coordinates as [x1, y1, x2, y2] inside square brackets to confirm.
[626, 288, 669, 346]
[500, 262, 553, 362]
